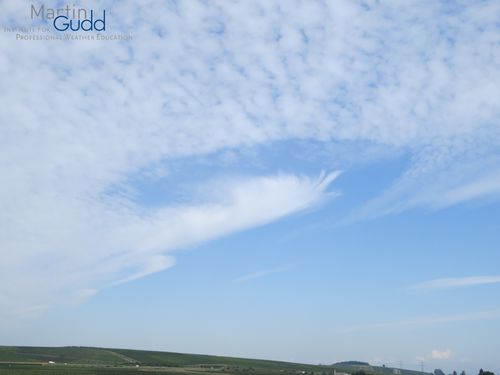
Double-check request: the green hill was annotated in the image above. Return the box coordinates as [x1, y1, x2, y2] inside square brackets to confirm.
[0, 346, 133, 365]
[111, 347, 319, 369]
[0, 346, 432, 375]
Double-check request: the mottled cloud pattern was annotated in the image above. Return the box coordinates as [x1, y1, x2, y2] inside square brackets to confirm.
[0, 1, 499, 318]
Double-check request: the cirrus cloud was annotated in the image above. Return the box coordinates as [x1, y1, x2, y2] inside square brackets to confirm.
[1, 0, 499, 320]
[415, 276, 500, 291]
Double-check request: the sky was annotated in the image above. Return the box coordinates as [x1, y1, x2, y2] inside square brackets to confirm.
[0, 0, 500, 373]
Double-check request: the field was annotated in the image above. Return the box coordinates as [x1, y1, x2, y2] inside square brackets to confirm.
[0, 346, 430, 375]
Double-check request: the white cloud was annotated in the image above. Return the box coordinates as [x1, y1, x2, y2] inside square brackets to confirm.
[0, 171, 338, 321]
[430, 349, 452, 360]
[1, 0, 500, 318]
[415, 276, 500, 290]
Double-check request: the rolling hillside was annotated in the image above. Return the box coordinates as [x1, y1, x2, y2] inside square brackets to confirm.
[0, 346, 432, 375]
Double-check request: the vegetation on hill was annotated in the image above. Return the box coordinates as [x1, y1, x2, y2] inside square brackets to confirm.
[0, 346, 132, 365]
[335, 362, 370, 366]
[0, 346, 445, 375]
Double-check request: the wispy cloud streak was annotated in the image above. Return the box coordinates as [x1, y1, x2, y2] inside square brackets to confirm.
[0, 171, 338, 321]
[235, 265, 291, 283]
[415, 276, 500, 290]
[343, 310, 500, 333]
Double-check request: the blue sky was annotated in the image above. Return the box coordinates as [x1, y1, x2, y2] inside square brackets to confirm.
[1, 0, 500, 373]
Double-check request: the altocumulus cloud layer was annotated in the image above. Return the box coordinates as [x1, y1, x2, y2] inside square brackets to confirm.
[0, 0, 499, 318]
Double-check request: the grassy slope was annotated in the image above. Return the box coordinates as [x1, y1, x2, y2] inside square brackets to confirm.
[0, 346, 319, 370]
[0, 346, 134, 365]
[0, 346, 431, 375]
[112, 347, 320, 370]
[331, 364, 430, 375]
